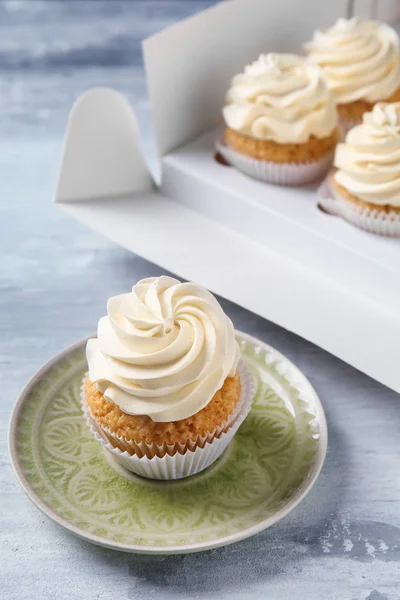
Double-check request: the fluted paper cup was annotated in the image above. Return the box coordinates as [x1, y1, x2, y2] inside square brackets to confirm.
[81, 361, 254, 480]
[215, 137, 334, 186]
[318, 173, 400, 237]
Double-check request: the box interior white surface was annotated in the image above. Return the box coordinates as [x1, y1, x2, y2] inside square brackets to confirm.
[56, 0, 400, 394]
[161, 128, 400, 315]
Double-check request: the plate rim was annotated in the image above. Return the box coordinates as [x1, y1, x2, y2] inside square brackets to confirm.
[8, 330, 328, 555]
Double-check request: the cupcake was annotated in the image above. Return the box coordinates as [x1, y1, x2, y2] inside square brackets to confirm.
[305, 17, 400, 133]
[82, 276, 254, 479]
[217, 53, 339, 186]
[320, 102, 400, 236]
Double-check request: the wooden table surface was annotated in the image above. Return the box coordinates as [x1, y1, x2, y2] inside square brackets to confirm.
[2, 2, 400, 599]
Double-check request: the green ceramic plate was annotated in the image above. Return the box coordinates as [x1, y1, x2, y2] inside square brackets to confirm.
[9, 331, 327, 554]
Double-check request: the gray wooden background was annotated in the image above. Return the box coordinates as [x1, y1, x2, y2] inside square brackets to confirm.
[1, 2, 400, 599]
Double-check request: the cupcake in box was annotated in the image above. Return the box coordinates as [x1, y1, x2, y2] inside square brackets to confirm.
[305, 17, 400, 133]
[82, 276, 254, 480]
[217, 53, 339, 186]
[320, 102, 400, 236]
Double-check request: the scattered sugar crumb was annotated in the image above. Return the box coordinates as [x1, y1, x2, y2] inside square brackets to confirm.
[321, 540, 332, 553]
[343, 539, 353, 552]
[379, 541, 389, 552]
[365, 542, 376, 557]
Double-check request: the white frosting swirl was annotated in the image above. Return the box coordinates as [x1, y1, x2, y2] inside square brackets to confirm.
[223, 53, 337, 144]
[305, 18, 400, 104]
[334, 102, 400, 206]
[86, 276, 240, 422]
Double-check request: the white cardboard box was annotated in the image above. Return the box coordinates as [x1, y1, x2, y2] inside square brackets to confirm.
[55, 0, 400, 394]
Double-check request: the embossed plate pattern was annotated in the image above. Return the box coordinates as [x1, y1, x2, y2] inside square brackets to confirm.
[9, 331, 327, 554]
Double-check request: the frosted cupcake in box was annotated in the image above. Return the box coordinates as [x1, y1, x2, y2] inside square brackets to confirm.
[82, 276, 254, 480]
[320, 102, 400, 236]
[305, 18, 400, 133]
[217, 53, 339, 186]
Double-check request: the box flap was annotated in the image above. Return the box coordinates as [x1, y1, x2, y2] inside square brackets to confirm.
[56, 88, 153, 203]
[142, 0, 398, 160]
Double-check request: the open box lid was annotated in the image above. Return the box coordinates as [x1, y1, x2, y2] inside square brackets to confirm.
[55, 0, 400, 395]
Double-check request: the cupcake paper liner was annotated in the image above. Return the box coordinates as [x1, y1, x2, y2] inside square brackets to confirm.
[318, 173, 400, 237]
[215, 137, 334, 186]
[81, 360, 254, 480]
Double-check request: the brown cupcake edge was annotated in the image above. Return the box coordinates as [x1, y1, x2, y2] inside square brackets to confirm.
[84, 373, 242, 456]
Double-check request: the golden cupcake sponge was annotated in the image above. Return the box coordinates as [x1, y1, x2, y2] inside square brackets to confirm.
[225, 127, 339, 163]
[85, 373, 241, 455]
